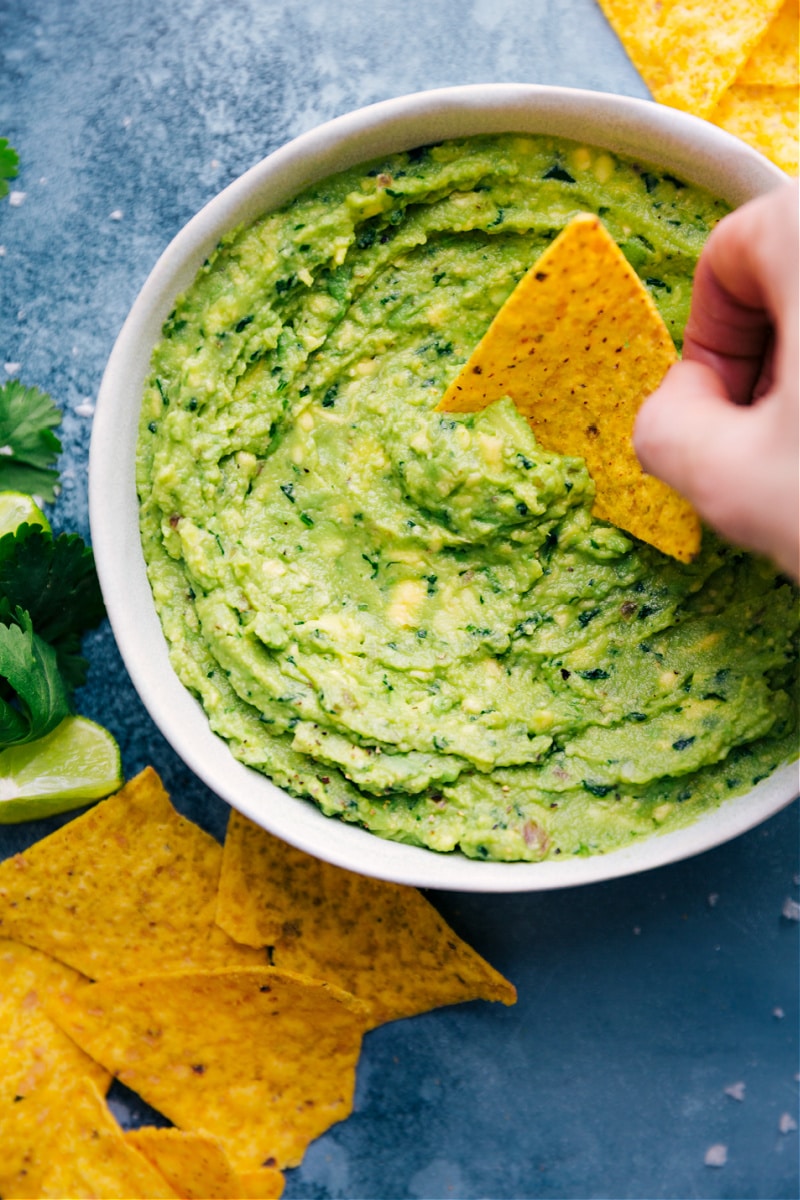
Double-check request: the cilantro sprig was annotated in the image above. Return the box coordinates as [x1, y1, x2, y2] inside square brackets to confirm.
[0, 382, 106, 747]
[0, 380, 62, 503]
[0, 524, 104, 692]
[0, 136, 19, 200]
[0, 607, 70, 746]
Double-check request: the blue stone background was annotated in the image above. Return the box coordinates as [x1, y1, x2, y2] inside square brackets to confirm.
[0, 1, 798, 1196]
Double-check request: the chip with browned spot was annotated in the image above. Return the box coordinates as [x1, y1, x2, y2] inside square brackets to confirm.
[127, 1127, 285, 1199]
[215, 811, 516, 1029]
[0, 938, 110, 1095]
[46, 967, 369, 1171]
[596, 0, 784, 116]
[0, 768, 265, 979]
[2, 1073, 178, 1199]
[439, 213, 701, 562]
[0, 939, 116, 1198]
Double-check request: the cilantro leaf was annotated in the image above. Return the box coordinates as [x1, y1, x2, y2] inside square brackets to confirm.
[0, 525, 105, 691]
[0, 380, 62, 503]
[0, 609, 70, 746]
[0, 137, 19, 201]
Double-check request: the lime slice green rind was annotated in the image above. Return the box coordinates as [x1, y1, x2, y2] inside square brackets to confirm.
[0, 792, 96, 824]
[0, 490, 51, 537]
[0, 716, 123, 823]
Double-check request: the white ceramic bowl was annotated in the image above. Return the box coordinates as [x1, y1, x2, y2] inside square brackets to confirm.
[90, 83, 797, 892]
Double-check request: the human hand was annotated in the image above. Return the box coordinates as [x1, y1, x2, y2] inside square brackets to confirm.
[634, 179, 799, 580]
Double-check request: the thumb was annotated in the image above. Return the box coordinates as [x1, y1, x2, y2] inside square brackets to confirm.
[633, 359, 761, 540]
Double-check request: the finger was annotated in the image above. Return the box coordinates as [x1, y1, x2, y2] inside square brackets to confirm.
[635, 360, 734, 492]
[698, 180, 799, 320]
[635, 361, 799, 578]
[634, 358, 760, 537]
[683, 255, 771, 404]
[681, 180, 799, 404]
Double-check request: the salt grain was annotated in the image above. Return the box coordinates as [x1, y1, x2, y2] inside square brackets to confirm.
[724, 1082, 745, 1102]
[708, 893, 719, 907]
[8, 191, 26, 207]
[773, 1007, 785, 1019]
[109, 209, 123, 221]
[704, 1144, 728, 1167]
[4, 363, 21, 374]
[781, 897, 800, 921]
[75, 400, 95, 417]
[778, 1113, 798, 1134]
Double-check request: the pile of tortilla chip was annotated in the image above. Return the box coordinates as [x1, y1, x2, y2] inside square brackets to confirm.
[597, 0, 799, 173]
[0, 769, 515, 1199]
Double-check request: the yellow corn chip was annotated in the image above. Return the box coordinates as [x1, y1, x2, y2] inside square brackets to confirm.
[0, 940, 114, 1198]
[0, 768, 265, 979]
[596, 0, 784, 116]
[1, 1075, 178, 1199]
[47, 967, 369, 1171]
[0, 938, 110, 1095]
[216, 813, 516, 1028]
[127, 1128, 285, 1199]
[439, 214, 701, 562]
[239, 1167, 288, 1200]
[710, 82, 799, 173]
[737, 0, 799, 86]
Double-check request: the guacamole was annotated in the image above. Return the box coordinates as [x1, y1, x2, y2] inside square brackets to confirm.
[137, 134, 799, 862]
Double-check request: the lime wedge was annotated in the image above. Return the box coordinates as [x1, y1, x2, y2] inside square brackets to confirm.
[0, 716, 124, 823]
[0, 490, 50, 536]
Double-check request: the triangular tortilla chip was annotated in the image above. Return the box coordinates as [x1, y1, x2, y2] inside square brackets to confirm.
[0, 768, 265, 979]
[1, 1074, 178, 1199]
[0, 938, 110, 1095]
[127, 1127, 285, 1199]
[737, 0, 799, 87]
[215, 811, 517, 1028]
[46, 967, 369, 1170]
[0, 939, 115, 1198]
[596, 0, 785, 115]
[439, 213, 701, 561]
[710, 82, 799, 173]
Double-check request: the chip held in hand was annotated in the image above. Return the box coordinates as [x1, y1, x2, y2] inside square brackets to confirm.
[438, 213, 702, 562]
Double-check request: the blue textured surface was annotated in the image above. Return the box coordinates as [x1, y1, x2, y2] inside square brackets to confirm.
[0, 2, 798, 1197]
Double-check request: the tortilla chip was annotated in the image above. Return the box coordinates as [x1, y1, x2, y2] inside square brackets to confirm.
[0, 938, 110, 1095]
[127, 1128, 285, 1199]
[710, 82, 799, 173]
[238, 1167, 288, 1200]
[596, 0, 784, 115]
[47, 967, 369, 1171]
[1, 1075, 178, 1199]
[0, 940, 115, 1198]
[737, 0, 799, 86]
[0, 767, 264, 979]
[215, 812, 517, 1028]
[439, 213, 701, 562]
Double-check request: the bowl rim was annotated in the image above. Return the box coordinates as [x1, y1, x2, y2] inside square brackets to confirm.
[89, 82, 797, 893]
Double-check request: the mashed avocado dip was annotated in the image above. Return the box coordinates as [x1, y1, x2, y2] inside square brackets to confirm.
[137, 134, 799, 862]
